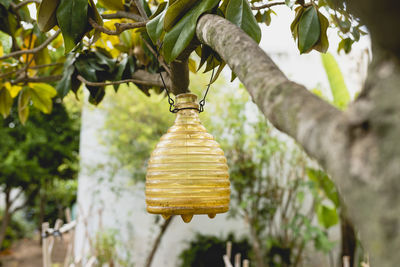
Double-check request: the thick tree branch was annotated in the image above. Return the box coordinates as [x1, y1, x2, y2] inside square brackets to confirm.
[89, 18, 147, 35]
[169, 40, 200, 95]
[0, 30, 61, 61]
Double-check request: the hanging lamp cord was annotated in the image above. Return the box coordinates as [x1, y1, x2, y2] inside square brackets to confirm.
[156, 42, 215, 113]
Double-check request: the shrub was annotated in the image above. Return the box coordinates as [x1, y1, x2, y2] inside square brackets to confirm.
[179, 233, 252, 267]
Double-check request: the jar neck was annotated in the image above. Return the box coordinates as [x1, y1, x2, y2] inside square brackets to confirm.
[175, 93, 199, 111]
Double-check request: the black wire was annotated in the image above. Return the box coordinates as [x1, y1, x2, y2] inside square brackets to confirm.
[155, 43, 216, 113]
[199, 64, 215, 113]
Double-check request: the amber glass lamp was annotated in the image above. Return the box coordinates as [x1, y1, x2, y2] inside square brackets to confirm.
[145, 93, 230, 223]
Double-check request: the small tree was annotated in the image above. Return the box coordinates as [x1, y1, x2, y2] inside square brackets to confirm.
[207, 88, 338, 267]
[0, 102, 79, 247]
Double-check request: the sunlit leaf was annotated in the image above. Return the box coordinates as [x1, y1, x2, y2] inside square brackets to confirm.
[98, 0, 124, 11]
[307, 168, 340, 206]
[0, 87, 13, 118]
[4, 82, 22, 97]
[162, 0, 219, 63]
[320, 52, 350, 109]
[18, 88, 31, 124]
[28, 83, 57, 114]
[188, 58, 197, 73]
[316, 204, 339, 228]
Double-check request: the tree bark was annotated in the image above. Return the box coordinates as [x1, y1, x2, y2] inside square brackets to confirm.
[196, 14, 400, 267]
[246, 215, 266, 267]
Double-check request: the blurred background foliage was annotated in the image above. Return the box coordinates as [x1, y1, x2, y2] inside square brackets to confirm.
[0, 98, 79, 249]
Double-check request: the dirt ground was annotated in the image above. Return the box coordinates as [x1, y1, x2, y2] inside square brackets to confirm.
[0, 234, 69, 267]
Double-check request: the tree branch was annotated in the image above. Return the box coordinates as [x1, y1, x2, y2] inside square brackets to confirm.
[251, 1, 286, 10]
[77, 70, 171, 89]
[101, 11, 144, 22]
[89, 18, 147, 35]
[12, 75, 62, 84]
[0, 29, 61, 61]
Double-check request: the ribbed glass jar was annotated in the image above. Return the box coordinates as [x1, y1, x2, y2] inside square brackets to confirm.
[145, 93, 230, 223]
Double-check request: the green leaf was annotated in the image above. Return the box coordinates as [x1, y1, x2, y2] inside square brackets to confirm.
[162, 0, 220, 63]
[320, 52, 350, 109]
[290, 6, 304, 39]
[37, 0, 60, 32]
[146, 6, 167, 44]
[226, 0, 261, 43]
[210, 61, 226, 84]
[197, 45, 213, 71]
[164, 0, 199, 32]
[307, 168, 340, 206]
[313, 11, 329, 53]
[0, 0, 11, 9]
[87, 86, 105, 105]
[56, 0, 89, 54]
[114, 57, 128, 81]
[298, 6, 320, 53]
[285, 0, 295, 9]
[188, 58, 197, 73]
[29, 83, 57, 114]
[139, 0, 152, 17]
[316, 204, 339, 228]
[18, 88, 31, 125]
[75, 59, 97, 82]
[337, 37, 354, 54]
[0, 87, 13, 118]
[57, 54, 77, 97]
[149, 2, 168, 19]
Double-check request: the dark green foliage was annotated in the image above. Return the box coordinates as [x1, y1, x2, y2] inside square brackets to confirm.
[27, 180, 78, 226]
[0, 100, 79, 247]
[179, 233, 252, 267]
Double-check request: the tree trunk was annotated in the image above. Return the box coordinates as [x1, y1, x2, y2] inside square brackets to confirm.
[39, 190, 46, 246]
[0, 189, 12, 249]
[196, 14, 400, 267]
[249, 225, 266, 267]
[144, 216, 173, 267]
[340, 212, 356, 267]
